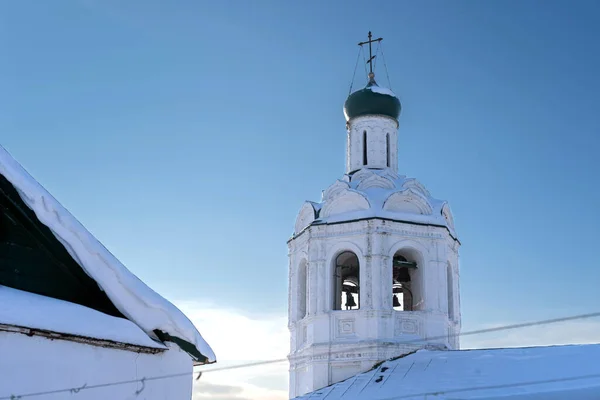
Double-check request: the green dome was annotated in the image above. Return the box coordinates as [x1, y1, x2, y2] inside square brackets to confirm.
[343, 78, 401, 122]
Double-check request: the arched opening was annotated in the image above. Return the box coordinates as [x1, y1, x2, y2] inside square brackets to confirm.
[297, 260, 308, 320]
[447, 263, 454, 321]
[363, 131, 368, 165]
[333, 251, 360, 310]
[386, 133, 390, 168]
[392, 253, 418, 311]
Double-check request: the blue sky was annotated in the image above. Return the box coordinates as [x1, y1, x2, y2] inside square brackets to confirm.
[2, 0, 600, 336]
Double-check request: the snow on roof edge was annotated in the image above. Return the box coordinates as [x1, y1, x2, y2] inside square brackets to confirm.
[295, 344, 600, 399]
[0, 144, 216, 364]
[0, 285, 167, 350]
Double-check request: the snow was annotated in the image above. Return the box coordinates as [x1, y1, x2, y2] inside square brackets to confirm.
[0, 144, 215, 363]
[369, 85, 396, 97]
[313, 169, 457, 239]
[0, 285, 165, 349]
[295, 345, 600, 399]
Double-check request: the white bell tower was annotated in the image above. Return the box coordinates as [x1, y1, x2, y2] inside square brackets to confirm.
[287, 32, 461, 399]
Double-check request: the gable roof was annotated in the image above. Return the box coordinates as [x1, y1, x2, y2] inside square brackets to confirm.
[0, 145, 215, 364]
[295, 344, 600, 400]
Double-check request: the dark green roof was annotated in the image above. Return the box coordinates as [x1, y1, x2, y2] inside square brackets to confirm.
[344, 78, 401, 122]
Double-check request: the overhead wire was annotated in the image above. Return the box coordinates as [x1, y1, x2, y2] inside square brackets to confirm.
[380, 41, 393, 90]
[348, 46, 363, 95]
[2, 310, 599, 399]
[373, 41, 381, 74]
[361, 44, 369, 82]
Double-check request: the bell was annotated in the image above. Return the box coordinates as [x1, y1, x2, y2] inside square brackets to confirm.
[393, 294, 401, 308]
[345, 292, 357, 309]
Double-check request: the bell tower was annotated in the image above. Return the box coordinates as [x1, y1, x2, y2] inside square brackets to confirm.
[287, 32, 461, 399]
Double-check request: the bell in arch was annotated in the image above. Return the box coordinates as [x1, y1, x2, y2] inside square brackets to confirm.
[345, 291, 357, 309]
[393, 294, 401, 308]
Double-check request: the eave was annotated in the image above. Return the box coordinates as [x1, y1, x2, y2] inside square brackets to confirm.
[0, 323, 166, 355]
[288, 216, 461, 245]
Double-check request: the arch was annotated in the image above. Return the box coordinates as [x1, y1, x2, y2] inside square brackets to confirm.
[383, 189, 433, 215]
[322, 180, 350, 202]
[320, 189, 370, 218]
[401, 178, 431, 198]
[327, 242, 365, 312]
[355, 173, 395, 191]
[297, 259, 308, 321]
[333, 251, 360, 311]
[388, 239, 429, 312]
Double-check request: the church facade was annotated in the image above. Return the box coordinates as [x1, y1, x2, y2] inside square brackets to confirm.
[287, 35, 461, 398]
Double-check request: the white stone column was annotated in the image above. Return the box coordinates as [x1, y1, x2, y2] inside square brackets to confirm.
[362, 230, 374, 310]
[316, 259, 326, 314]
[426, 260, 446, 313]
[307, 261, 318, 317]
[369, 232, 388, 310]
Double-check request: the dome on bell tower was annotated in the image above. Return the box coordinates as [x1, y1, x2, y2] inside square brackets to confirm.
[343, 73, 401, 122]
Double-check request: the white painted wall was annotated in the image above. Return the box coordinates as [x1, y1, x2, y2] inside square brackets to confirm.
[0, 331, 193, 400]
[346, 116, 398, 173]
[288, 219, 460, 398]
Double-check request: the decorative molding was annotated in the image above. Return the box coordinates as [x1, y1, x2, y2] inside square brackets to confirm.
[295, 202, 317, 235]
[383, 189, 433, 215]
[320, 189, 370, 218]
[394, 315, 420, 336]
[336, 318, 355, 338]
[376, 226, 445, 240]
[355, 173, 395, 191]
[322, 180, 350, 202]
[402, 178, 431, 198]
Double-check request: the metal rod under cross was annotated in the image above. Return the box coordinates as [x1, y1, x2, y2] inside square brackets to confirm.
[358, 31, 383, 75]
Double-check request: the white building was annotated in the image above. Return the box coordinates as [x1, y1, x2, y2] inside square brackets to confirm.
[288, 34, 600, 400]
[287, 62, 460, 397]
[0, 145, 215, 400]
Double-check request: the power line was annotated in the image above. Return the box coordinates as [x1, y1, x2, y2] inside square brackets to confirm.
[348, 46, 363, 95]
[2, 310, 599, 399]
[0, 371, 191, 400]
[196, 358, 288, 374]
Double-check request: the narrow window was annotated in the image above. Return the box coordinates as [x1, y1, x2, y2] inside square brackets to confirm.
[447, 264, 454, 321]
[386, 133, 390, 167]
[392, 254, 417, 311]
[298, 260, 307, 320]
[334, 252, 360, 310]
[363, 131, 368, 165]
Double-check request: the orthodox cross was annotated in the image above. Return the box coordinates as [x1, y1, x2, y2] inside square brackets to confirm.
[358, 31, 383, 75]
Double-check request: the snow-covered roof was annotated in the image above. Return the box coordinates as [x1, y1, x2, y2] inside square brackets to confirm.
[0, 145, 215, 364]
[294, 168, 457, 240]
[369, 85, 396, 97]
[0, 285, 166, 349]
[295, 345, 600, 400]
